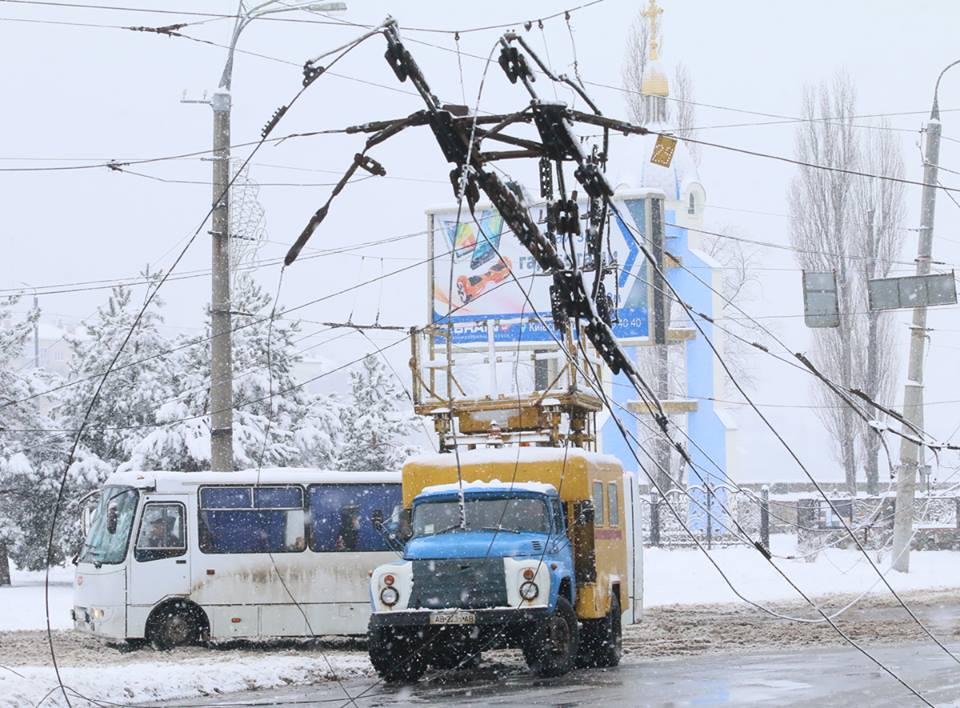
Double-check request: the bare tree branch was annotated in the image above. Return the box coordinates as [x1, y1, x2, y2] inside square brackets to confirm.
[789, 73, 906, 495]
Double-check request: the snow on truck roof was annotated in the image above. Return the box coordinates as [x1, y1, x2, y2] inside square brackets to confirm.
[406, 447, 622, 469]
[104, 468, 400, 492]
[417, 479, 558, 499]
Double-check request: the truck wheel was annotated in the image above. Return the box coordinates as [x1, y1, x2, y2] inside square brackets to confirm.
[367, 625, 427, 683]
[577, 593, 622, 668]
[523, 595, 579, 677]
[148, 603, 203, 650]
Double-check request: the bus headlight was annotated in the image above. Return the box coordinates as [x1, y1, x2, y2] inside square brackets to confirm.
[380, 586, 400, 607]
[519, 581, 539, 601]
[90, 608, 105, 620]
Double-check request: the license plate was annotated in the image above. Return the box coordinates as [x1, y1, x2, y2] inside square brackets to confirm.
[429, 610, 476, 625]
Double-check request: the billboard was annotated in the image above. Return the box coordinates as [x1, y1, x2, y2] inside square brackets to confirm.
[429, 194, 655, 345]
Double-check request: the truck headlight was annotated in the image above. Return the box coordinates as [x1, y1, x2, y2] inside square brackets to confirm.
[90, 608, 104, 620]
[380, 586, 400, 607]
[519, 581, 539, 601]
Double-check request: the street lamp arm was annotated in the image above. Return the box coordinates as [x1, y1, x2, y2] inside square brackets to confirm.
[931, 58, 960, 120]
[217, 0, 347, 90]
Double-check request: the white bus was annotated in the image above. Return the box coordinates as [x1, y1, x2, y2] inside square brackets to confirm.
[72, 468, 402, 647]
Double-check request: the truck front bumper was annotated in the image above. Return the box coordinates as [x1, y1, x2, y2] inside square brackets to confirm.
[370, 606, 551, 629]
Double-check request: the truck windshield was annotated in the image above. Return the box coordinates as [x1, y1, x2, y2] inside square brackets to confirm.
[413, 496, 550, 536]
[79, 486, 139, 565]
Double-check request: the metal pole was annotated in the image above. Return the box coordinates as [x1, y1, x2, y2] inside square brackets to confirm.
[760, 485, 770, 554]
[209, 88, 234, 471]
[891, 111, 942, 571]
[32, 293, 39, 368]
[705, 482, 713, 550]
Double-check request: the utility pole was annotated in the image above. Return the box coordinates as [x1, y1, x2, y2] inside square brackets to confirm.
[891, 62, 957, 571]
[210, 88, 234, 472]
[204, 0, 347, 472]
[650, 196, 672, 492]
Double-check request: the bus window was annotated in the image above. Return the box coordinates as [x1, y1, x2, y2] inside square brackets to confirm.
[607, 482, 619, 526]
[198, 485, 306, 554]
[79, 486, 139, 565]
[308, 484, 402, 553]
[135, 503, 186, 562]
[592, 481, 605, 526]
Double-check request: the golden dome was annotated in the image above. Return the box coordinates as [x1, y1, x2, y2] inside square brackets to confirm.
[641, 60, 669, 97]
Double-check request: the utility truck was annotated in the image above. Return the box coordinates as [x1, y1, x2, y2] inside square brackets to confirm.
[367, 447, 630, 681]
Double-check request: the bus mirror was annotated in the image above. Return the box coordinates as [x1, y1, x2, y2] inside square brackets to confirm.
[77, 489, 101, 537]
[106, 503, 119, 535]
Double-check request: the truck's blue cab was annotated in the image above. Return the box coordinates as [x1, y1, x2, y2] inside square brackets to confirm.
[370, 481, 573, 616]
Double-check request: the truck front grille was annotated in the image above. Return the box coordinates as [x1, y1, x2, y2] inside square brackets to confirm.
[410, 558, 507, 609]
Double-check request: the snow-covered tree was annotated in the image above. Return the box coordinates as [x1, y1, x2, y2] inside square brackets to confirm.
[124, 273, 342, 471]
[0, 297, 85, 573]
[338, 354, 418, 471]
[55, 277, 174, 474]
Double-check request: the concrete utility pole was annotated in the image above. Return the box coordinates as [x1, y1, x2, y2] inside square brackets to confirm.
[210, 87, 233, 472]
[206, 0, 346, 471]
[891, 61, 958, 571]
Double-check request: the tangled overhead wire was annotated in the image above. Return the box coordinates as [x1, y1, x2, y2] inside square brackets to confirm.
[279, 20, 957, 705]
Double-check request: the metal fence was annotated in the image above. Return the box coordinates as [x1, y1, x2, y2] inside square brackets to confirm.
[644, 483, 772, 551]
[795, 494, 960, 558]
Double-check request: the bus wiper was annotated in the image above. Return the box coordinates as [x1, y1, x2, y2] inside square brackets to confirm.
[476, 526, 521, 534]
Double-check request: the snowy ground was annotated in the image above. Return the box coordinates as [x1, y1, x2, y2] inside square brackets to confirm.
[4, 565, 74, 632]
[3, 537, 960, 706]
[643, 534, 960, 608]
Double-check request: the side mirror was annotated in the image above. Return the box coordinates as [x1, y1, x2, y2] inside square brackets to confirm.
[106, 504, 119, 535]
[379, 508, 412, 553]
[580, 499, 595, 526]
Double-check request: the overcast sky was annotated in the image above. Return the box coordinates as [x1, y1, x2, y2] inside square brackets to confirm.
[2, 0, 959, 485]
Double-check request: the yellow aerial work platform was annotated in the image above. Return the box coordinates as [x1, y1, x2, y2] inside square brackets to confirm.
[408, 324, 607, 451]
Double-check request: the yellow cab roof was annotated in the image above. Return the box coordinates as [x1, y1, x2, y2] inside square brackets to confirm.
[401, 447, 623, 508]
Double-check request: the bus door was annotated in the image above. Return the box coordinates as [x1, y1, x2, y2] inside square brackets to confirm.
[128, 498, 190, 607]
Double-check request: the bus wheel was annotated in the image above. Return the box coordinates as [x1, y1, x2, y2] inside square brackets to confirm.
[523, 595, 579, 677]
[577, 593, 622, 668]
[148, 602, 204, 650]
[367, 625, 427, 683]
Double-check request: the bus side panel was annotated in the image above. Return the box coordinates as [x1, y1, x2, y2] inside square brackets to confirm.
[191, 551, 394, 636]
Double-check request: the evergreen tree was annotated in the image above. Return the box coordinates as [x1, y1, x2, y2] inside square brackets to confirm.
[124, 273, 342, 471]
[0, 298, 87, 573]
[338, 354, 418, 471]
[55, 277, 174, 473]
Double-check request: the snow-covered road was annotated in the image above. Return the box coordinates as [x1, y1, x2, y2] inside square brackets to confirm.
[3, 540, 960, 706]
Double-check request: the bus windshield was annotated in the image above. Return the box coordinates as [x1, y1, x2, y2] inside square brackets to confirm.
[412, 496, 550, 536]
[80, 486, 139, 565]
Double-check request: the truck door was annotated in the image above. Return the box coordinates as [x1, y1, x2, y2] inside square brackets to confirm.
[128, 500, 190, 608]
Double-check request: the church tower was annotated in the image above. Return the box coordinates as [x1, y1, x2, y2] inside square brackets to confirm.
[601, 0, 738, 518]
[640, 0, 669, 125]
